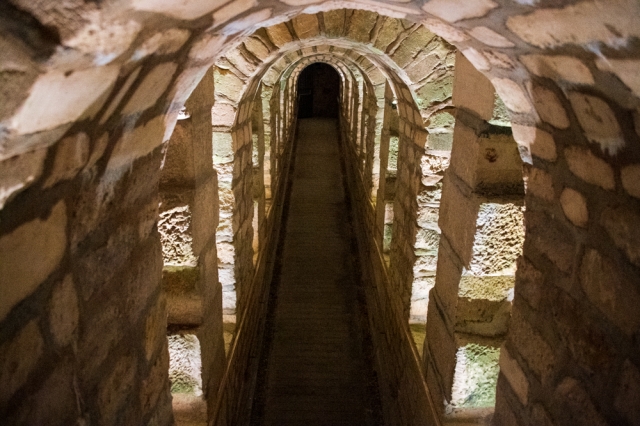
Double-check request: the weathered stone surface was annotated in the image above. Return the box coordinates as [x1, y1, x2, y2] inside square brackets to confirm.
[136, 29, 191, 58]
[452, 51, 495, 120]
[512, 125, 556, 162]
[423, 0, 498, 23]
[0, 148, 46, 209]
[509, 310, 555, 383]
[211, 103, 237, 127]
[499, 347, 529, 405]
[99, 67, 142, 124]
[564, 146, 615, 190]
[596, 58, 640, 97]
[214, 68, 245, 103]
[580, 249, 640, 335]
[122, 62, 178, 115]
[44, 133, 90, 188]
[560, 188, 588, 228]
[615, 360, 640, 425]
[554, 377, 607, 426]
[520, 55, 594, 85]
[131, 0, 226, 20]
[423, 18, 469, 43]
[450, 343, 500, 408]
[601, 205, 640, 267]
[168, 333, 203, 395]
[244, 37, 270, 61]
[98, 355, 137, 424]
[461, 48, 489, 71]
[266, 23, 293, 47]
[506, 0, 640, 49]
[529, 85, 569, 129]
[0, 320, 44, 406]
[0, 201, 67, 321]
[346, 10, 378, 44]
[469, 26, 514, 48]
[108, 116, 165, 172]
[468, 203, 524, 276]
[213, 0, 257, 25]
[10, 66, 119, 135]
[292, 14, 320, 39]
[159, 204, 197, 266]
[49, 274, 79, 347]
[141, 345, 170, 413]
[526, 167, 554, 202]
[490, 78, 532, 113]
[568, 92, 623, 154]
[621, 164, 640, 199]
[515, 257, 544, 309]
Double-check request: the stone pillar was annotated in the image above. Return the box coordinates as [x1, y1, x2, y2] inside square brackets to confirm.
[423, 51, 524, 423]
[159, 68, 225, 424]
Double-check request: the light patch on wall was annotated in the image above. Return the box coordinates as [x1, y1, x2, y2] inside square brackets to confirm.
[168, 333, 203, 395]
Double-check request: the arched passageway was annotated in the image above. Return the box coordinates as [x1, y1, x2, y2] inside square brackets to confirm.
[297, 63, 340, 119]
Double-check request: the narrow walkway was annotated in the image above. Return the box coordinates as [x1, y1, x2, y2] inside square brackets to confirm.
[251, 118, 382, 425]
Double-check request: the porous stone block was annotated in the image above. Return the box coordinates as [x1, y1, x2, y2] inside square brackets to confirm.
[0, 320, 44, 406]
[615, 360, 640, 425]
[49, 275, 79, 348]
[621, 164, 640, 199]
[520, 54, 594, 85]
[601, 205, 640, 267]
[0, 147, 46, 209]
[554, 377, 607, 426]
[423, 0, 498, 23]
[526, 167, 554, 202]
[511, 125, 556, 162]
[0, 201, 67, 321]
[292, 14, 319, 39]
[10, 66, 119, 135]
[108, 116, 165, 172]
[44, 133, 90, 188]
[508, 310, 555, 383]
[131, 0, 226, 20]
[560, 187, 588, 227]
[580, 249, 640, 335]
[506, 0, 640, 49]
[159, 199, 197, 267]
[529, 84, 569, 129]
[490, 78, 532, 114]
[123, 62, 178, 115]
[450, 342, 500, 408]
[564, 146, 615, 191]
[498, 347, 529, 405]
[568, 92, 623, 155]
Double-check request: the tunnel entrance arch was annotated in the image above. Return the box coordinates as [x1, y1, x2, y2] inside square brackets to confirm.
[297, 63, 341, 119]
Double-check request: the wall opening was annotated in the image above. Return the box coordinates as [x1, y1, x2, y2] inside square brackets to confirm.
[297, 63, 340, 119]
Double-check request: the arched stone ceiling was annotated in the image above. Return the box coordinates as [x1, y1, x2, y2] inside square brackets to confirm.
[2, 0, 638, 163]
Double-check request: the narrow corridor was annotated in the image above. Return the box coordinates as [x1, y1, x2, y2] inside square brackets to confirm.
[250, 118, 383, 425]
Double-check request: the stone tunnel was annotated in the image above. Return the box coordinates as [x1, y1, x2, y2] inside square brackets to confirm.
[1, 1, 640, 425]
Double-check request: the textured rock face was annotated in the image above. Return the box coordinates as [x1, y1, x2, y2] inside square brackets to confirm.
[0, 1, 639, 426]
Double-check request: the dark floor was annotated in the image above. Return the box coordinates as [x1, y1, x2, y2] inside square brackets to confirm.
[251, 118, 382, 426]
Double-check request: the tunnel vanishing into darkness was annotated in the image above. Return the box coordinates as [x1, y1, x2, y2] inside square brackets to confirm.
[2, 2, 640, 426]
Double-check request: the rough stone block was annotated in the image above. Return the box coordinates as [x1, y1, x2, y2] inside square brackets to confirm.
[560, 187, 588, 227]
[508, 309, 555, 383]
[10, 66, 119, 135]
[0, 201, 67, 321]
[49, 274, 79, 348]
[292, 14, 319, 39]
[521, 54, 594, 85]
[580, 249, 640, 335]
[0, 147, 46, 209]
[564, 146, 615, 191]
[568, 92, 624, 155]
[601, 205, 640, 266]
[529, 84, 569, 129]
[423, 0, 498, 23]
[498, 347, 529, 405]
[0, 320, 44, 406]
[615, 360, 640, 425]
[122, 62, 178, 115]
[44, 132, 90, 188]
